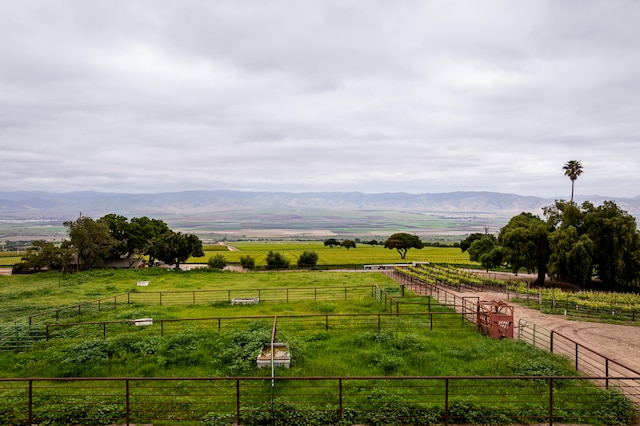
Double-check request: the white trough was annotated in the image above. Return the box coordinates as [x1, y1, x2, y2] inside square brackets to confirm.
[130, 318, 153, 326]
[256, 343, 290, 368]
[231, 297, 260, 305]
[137, 281, 149, 287]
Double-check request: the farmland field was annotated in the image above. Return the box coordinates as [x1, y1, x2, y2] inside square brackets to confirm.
[0, 268, 636, 425]
[196, 241, 474, 267]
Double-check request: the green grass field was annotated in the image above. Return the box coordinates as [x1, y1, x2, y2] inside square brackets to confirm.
[0, 268, 635, 425]
[0, 241, 473, 269]
[196, 241, 473, 267]
[0, 252, 21, 267]
[0, 268, 581, 380]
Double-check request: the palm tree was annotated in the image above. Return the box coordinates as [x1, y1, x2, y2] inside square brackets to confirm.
[563, 160, 583, 203]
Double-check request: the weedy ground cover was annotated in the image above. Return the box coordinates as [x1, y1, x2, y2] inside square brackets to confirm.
[0, 269, 575, 380]
[0, 269, 636, 425]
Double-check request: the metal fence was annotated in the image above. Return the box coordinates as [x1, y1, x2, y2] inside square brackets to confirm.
[518, 319, 640, 404]
[0, 375, 637, 426]
[387, 268, 640, 405]
[45, 311, 467, 341]
[508, 289, 640, 323]
[26, 285, 374, 324]
[0, 286, 375, 351]
[384, 269, 480, 321]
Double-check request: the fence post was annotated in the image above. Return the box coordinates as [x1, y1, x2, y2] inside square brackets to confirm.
[236, 379, 241, 425]
[103, 323, 106, 339]
[549, 378, 554, 426]
[533, 323, 536, 348]
[605, 359, 609, 389]
[159, 292, 162, 306]
[575, 343, 579, 371]
[550, 331, 554, 353]
[444, 378, 449, 426]
[338, 379, 343, 420]
[125, 379, 130, 426]
[28, 380, 33, 426]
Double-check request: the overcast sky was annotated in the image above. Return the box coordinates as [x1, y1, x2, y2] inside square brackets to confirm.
[1, 1, 639, 198]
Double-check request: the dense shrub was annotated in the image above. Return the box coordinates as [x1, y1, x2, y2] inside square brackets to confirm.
[207, 254, 227, 269]
[297, 251, 319, 268]
[265, 251, 289, 270]
[240, 255, 255, 270]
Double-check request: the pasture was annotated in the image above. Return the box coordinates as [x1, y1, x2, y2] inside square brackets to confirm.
[0, 268, 636, 425]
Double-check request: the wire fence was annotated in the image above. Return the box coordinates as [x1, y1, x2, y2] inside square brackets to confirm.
[1, 286, 376, 351]
[386, 267, 640, 404]
[0, 376, 637, 426]
[26, 285, 374, 324]
[518, 319, 640, 404]
[507, 289, 640, 323]
[3, 269, 640, 424]
[44, 311, 467, 341]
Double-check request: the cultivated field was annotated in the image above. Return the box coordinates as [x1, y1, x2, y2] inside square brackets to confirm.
[197, 241, 473, 267]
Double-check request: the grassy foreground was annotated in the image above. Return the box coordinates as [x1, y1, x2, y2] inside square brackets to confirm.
[0, 269, 637, 425]
[0, 269, 582, 379]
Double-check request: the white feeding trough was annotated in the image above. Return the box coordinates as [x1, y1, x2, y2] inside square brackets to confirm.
[137, 281, 149, 287]
[257, 343, 290, 368]
[130, 318, 153, 326]
[231, 297, 259, 305]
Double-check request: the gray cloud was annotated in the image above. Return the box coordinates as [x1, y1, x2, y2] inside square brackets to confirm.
[1, 0, 639, 198]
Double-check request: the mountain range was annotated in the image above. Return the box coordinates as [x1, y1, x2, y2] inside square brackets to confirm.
[1, 190, 638, 216]
[1, 190, 638, 239]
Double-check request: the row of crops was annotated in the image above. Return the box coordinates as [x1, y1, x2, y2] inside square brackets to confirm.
[399, 263, 512, 291]
[393, 264, 640, 323]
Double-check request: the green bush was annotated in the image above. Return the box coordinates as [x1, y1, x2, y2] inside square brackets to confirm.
[240, 255, 255, 270]
[266, 251, 289, 270]
[297, 251, 319, 268]
[207, 254, 227, 269]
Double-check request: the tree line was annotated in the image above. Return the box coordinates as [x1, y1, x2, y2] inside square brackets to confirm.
[462, 200, 640, 288]
[15, 214, 203, 273]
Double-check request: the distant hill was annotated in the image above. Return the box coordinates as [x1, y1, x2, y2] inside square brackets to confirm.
[1, 190, 638, 217]
[1, 190, 638, 240]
